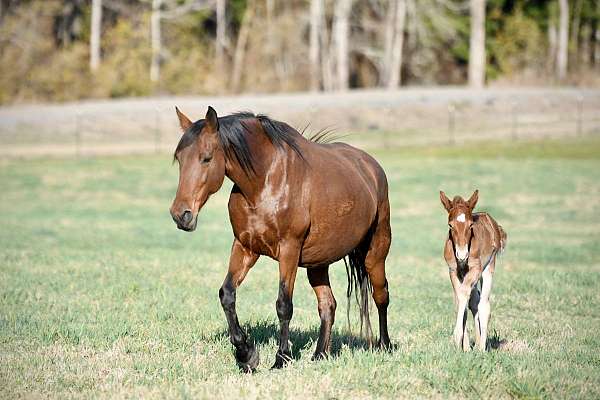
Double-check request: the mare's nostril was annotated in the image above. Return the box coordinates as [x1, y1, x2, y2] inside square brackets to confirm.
[181, 210, 193, 225]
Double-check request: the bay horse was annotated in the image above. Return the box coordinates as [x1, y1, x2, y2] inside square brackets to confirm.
[170, 106, 391, 371]
[440, 190, 507, 351]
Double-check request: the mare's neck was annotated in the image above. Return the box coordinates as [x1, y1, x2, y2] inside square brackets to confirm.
[223, 120, 282, 202]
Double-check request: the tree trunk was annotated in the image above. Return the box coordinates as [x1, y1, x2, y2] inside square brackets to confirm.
[468, 0, 486, 88]
[383, 0, 406, 89]
[548, 20, 558, 72]
[150, 0, 162, 83]
[309, 0, 322, 91]
[320, 7, 334, 91]
[333, 0, 351, 91]
[556, 0, 569, 80]
[231, 0, 255, 92]
[570, 0, 582, 66]
[90, 0, 102, 71]
[216, 0, 226, 70]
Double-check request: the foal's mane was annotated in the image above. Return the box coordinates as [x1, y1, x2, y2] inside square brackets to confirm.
[174, 111, 336, 176]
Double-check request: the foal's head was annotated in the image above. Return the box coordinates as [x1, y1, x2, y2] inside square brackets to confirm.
[170, 106, 226, 232]
[440, 190, 479, 262]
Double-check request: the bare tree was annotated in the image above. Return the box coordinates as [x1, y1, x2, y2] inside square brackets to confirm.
[149, 0, 215, 83]
[383, 0, 406, 88]
[231, 0, 255, 92]
[216, 0, 226, 70]
[150, 0, 162, 82]
[333, 0, 352, 91]
[90, 0, 102, 71]
[309, 0, 323, 91]
[557, 0, 569, 79]
[468, 0, 485, 88]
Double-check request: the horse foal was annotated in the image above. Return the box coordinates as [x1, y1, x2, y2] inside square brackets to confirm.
[440, 190, 507, 351]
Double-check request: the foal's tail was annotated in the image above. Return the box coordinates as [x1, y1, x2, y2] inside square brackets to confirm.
[344, 246, 374, 345]
[498, 225, 508, 253]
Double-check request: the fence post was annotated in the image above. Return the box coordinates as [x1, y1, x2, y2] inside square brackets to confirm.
[576, 94, 583, 137]
[448, 103, 455, 145]
[75, 112, 81, 157]
[511, 101, 518, 141]
[154, 108, 161, 154]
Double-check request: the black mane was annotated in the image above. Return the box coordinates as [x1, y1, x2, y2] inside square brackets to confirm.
[174, 112, 305, 176]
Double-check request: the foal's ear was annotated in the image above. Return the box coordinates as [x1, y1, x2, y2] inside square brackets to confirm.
[467, 189, 479, 210]
[205, 106, 219, 133]
[175, 106, 192, 132]
[440, 191, 452, 212]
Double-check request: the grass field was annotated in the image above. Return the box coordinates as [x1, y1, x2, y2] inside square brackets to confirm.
[1, 138, 600, 399]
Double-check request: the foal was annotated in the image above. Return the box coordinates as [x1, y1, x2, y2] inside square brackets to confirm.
[440, 190, 506, 351]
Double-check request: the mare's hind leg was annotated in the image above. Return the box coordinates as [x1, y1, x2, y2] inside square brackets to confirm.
[364, 201, 392, 349]
[307, 265, 336, 360]
[219, 239, 259, 372]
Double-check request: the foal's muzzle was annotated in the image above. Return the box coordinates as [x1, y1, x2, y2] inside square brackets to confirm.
[171, 209, 197, 232]
[455, 245, 469, 262]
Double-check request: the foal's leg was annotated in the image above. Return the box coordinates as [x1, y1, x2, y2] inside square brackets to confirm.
[307, 265, 336, 360]
[451, 267, 480, 351]
[272, 241, 301, 369]
[364, 202, 392, 349]
[468, 285, 481, 349]
[477, 258, 495, 351]
[219, 239, 259, 372]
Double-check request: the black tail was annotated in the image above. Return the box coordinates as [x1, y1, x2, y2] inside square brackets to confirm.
[344, 246, 374, 344]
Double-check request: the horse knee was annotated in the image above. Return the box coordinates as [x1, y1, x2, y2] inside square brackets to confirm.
[276, 283, 293, 321]
[372, 279, 389, 308]
[317, 295, 336, 321]
[219, 284, 235, 312]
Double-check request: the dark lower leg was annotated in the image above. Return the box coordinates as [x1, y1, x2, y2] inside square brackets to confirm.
[219, 277, 258, 372]
[375, 280, 391, 349]
[308, 266, 336, 359]
[273, 280, 294, 368]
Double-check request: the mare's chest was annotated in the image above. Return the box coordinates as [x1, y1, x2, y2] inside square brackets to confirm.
[227, 184, 306, 259]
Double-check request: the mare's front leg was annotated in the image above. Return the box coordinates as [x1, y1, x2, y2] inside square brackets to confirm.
[219, 239, 259, 372]
[272, 240, 301, 369]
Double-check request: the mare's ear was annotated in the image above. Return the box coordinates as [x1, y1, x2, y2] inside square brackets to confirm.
[467, 189, 479, 210]
[440, 191, 452, 212]
[175, 106, 193, 132]
[205, 106, 219, 133]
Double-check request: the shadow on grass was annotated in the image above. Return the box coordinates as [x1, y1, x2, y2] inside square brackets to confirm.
[487, 331, 508, 350]
[213, 319, 394, 361]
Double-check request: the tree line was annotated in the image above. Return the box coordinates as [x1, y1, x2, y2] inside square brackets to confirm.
[0, 0, 598, 103]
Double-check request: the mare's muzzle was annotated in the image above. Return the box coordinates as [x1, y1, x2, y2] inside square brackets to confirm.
[171, 208, 197, 232]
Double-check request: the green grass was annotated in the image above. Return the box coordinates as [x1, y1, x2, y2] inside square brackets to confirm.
[1, 138, 600, 399]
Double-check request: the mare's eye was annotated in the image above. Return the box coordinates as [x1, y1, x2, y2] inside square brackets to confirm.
[201, 155, 212, 163]
[448, 223, 453, 229]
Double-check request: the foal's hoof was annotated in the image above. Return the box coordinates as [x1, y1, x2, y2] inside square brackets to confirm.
[236, 343, 259, 373]
[311, 351, 328, 361]
[271, 350, 292, 369]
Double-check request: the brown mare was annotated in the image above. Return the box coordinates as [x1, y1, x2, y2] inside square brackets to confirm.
[170, 107, 391, 371]
[440, 190, 507, 351]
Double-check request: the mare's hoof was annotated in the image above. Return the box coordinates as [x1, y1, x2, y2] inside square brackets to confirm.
[236, 343, 259, 373]
[377, 338, 392, 351]
[271, 350, 292, 369]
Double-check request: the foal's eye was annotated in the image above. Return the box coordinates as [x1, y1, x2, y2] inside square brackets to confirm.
[201, 155, 212, 163]
[448, 223, 453, 229]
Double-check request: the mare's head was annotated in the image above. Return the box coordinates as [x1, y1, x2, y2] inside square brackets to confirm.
[440, 190, 479, 262]
[170, 106, 226, 232]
